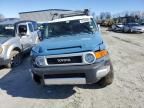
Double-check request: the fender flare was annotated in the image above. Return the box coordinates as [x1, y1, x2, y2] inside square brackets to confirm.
[6, 45, 22, 59]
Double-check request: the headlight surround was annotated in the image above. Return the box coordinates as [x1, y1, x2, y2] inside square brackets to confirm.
[84, 53, 95, 64]
[0, 47, 3, 54]
[35, 56, 46, 66]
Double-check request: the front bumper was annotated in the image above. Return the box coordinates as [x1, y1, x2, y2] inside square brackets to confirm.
[31, 56, 112, 85]
[132, 29, 144, 33]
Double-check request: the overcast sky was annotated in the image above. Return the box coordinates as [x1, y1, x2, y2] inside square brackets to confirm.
[0, 0, 144, 18]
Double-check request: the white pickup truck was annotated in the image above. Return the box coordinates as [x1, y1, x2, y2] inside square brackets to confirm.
[0, 20, 40, 68]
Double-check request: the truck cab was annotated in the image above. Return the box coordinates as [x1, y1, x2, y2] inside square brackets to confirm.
[31, 15, 114, 87]
[0, 20, 40, 67]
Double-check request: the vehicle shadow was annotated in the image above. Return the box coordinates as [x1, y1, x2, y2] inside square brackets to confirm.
[0, 57, 104, 99]
[77, 84, 106, 89]
[0, 57, 76, 99]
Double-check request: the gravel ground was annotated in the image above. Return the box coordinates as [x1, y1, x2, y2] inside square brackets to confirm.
[0, 28, 144, 108]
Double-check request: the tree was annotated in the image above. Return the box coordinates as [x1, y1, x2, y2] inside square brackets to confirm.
[0, 14, 4, 20]
[100, 12, 106, 20]
[124, 11, 129, 17]
[142, 12, 144, 19]
[100, 12, 111, 20]
[105, 12, 111, 19]
[92, 12, 96, 19]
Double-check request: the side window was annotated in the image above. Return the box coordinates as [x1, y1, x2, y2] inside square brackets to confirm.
[90, 19, 98, 31]
[18, 25, 27, 36]
[28, 23, 34, 32]
[32, 22, 38, 31]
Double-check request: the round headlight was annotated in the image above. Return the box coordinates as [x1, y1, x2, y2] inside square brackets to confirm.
[85, 53, 95, 64]
[0, 47, 3, 54]
[35, 56, 46, 66]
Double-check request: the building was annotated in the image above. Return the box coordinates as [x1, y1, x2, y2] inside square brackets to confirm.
[0, 18, 20, 25]
[19, 9, 89, 22]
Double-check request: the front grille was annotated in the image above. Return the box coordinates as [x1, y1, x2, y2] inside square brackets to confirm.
[44, 73, 85, 79]
[47, 56, 82, 65]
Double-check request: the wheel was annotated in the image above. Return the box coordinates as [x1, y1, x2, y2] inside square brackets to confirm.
[138, 31, 143, 34]
[123, 28, 128, 33]
[6, 51, 22, 68]
[32, 73, 44, 86]
[32, 73, 42, 84]
[97, 64, 114, 87]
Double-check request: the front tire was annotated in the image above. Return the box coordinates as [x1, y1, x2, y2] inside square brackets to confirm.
[32, 73, 42, 85]
[123, 28, 128, 33]
[97, 64, 114, 87]
[6, 51, 22, 68]
[130, 29, 133, 33]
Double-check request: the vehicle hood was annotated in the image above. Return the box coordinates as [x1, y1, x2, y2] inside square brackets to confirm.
[0, 37, 11, 44]
[132, 26, 144, 29]
[33, 32, 104, 56]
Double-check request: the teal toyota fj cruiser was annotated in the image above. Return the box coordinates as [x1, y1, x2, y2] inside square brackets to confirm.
[31, 13, 114, 87]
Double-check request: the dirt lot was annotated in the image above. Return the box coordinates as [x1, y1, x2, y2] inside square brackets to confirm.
[0, 28, 144, 108]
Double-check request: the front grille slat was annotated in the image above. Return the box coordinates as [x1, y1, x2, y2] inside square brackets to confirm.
[44, 73, 85, 79]
[47, 56, 82, 65]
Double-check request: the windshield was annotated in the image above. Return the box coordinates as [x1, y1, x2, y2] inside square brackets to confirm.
[0, 24, 15, 37]
[43, 18, 97, 38]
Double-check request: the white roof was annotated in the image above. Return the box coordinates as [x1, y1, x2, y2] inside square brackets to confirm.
[48, 15, 93, 23]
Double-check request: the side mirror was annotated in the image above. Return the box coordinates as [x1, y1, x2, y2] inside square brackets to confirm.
[98, 24, 101, 31]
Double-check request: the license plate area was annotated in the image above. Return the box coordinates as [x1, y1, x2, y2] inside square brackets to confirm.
[44, 73, 86, 85]
[47, 56, 82, 64]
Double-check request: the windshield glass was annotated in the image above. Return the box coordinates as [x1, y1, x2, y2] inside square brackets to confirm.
[43, 18, 97, 38]
[0, 24, 14, 37]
